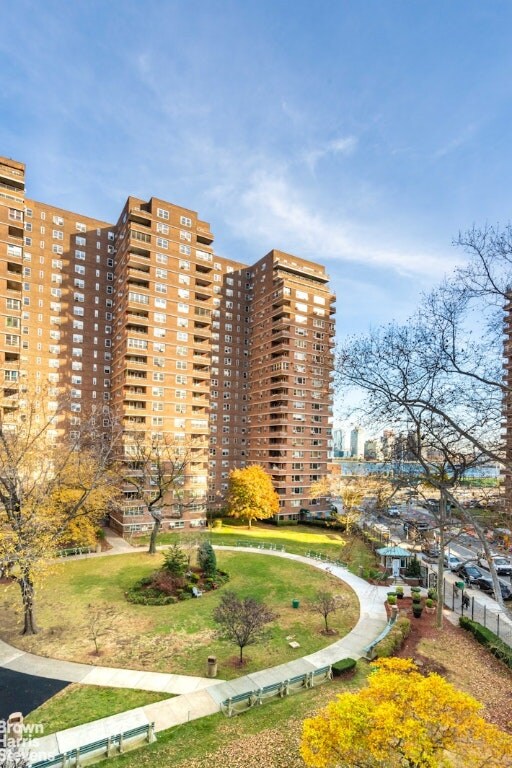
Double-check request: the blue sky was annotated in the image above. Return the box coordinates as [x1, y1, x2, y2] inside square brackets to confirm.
[2, 1, 512, 337]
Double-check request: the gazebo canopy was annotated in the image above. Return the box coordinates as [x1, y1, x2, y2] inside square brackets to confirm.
[376, 546, 412, 558]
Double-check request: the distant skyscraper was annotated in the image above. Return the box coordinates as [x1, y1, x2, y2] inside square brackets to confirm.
[350, 426, 365, 458]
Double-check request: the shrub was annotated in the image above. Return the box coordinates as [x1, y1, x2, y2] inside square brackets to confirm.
[425, 598, 434, 608]
[427, 588, 438, 601]
[459, 617, 512, 668]
[125, 587, 177, 606]
[197, 540, 217, 578]
[152, 571, 184, 595]
[395, 586, 404, 597]
[162, 543, 188, 578]
[373, 617, 411, 658]
[412, 593, 421, 604]
[332, 658, 357, 677]
[387, 595, 397, 606]
[406, 557, 421, 578]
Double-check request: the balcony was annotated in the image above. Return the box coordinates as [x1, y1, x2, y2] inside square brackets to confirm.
[196, 226, 214, 245]
[195, 262, 213, 274]
[8, 225, 23, 239]
[127, 277, 149, 290]
[128, 209, 152, 226]
[192, 366, 209, 377]
[124, 400, 147, 411]
[128, 247, 151, 261]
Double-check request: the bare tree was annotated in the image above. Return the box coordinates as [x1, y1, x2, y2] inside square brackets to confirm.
[213, 591, 277, 664]
[310, 591, 341, 633]
[123, 434, 191, 554]
[336, 225, 512, 618]
[85, 602, 118, 655]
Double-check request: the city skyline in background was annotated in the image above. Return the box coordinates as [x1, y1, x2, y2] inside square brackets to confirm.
[2, 2, 512, 340]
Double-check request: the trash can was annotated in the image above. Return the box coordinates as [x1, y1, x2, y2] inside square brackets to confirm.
[292, 599, 300, 609]
[207, 655, 218, 678]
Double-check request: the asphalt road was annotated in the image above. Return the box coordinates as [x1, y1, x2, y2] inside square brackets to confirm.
[0, 668, 68, 723]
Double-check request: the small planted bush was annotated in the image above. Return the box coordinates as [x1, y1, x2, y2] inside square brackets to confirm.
[332, 658, 357, 677]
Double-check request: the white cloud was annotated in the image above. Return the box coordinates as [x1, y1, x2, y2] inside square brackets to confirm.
[223, 168, 459, 278]
[303, 135, 358, 171]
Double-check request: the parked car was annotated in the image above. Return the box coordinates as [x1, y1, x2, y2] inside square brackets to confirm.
[473, 574, 512, 600]
[477, 554, 512, 577]
[387, 505, 400, 517]
[455, 563, 483, 585]
[421, 544, 440, 560]
[444, 553, 463, 571]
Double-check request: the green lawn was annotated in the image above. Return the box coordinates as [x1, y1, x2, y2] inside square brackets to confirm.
[1, 548, 360, 678]
[24, 685, 172, 734]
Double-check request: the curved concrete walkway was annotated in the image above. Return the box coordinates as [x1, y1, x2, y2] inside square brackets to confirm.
[4, 545, 389, 761]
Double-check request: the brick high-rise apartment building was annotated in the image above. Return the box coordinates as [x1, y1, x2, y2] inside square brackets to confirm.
[0, 155, 335, 535]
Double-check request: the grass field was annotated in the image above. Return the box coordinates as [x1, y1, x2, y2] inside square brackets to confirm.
[1, 547, 360, 678]
[131, 523, 378, 573]
[24, 685, 172, 734]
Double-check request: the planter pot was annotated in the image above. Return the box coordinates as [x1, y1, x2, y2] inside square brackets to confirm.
[424, 606, 435, 614]
[405, 578, 421, 586]
[412, 608, 423, 618]
[396, 592, 404, 599]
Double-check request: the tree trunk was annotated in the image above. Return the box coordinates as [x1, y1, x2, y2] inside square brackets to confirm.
[19, 572, 38, 635]
[239, 645, 244, 663]
[247, 517, 251, 529]
[436, 490, 446, 629]
[148, 517, 162, 555]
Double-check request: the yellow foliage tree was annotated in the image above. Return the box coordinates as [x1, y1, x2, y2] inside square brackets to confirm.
[226, 465, 279, 528]
[0, 394, 119, 635]
[301, 658, 512, 767]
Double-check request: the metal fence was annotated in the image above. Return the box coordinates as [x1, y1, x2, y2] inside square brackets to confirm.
[442, 579, 512, 649]
[29, 723, 155, 768]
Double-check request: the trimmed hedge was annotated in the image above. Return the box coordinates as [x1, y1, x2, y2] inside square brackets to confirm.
[459, 616, 512, 669]
[332, 657, 357, 677]
[373, 617, 411, 658]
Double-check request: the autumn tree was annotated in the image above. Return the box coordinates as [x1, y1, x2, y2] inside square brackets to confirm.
[0, 394, 119, 635]
[311, 474, 379, 533]
[213, 590, 277, 664]
[123, 433, 192, 554]
[301, 657, 512, 767]
[226, 465, 279, 529]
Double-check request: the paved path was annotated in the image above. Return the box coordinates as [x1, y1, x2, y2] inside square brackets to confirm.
[4, 544, 390, 762]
